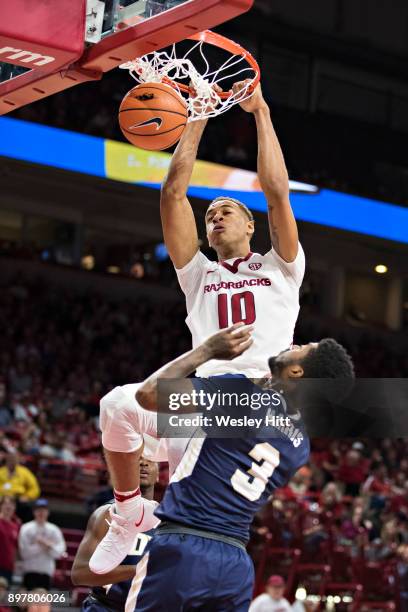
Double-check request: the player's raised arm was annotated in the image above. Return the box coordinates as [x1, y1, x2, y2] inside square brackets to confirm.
[160, 120, 207, 268]
[234, 81, 298, 262]
[136, 323, 254, 411]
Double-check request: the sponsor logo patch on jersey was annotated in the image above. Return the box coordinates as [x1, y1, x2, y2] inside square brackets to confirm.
[248, 262, 262, 271]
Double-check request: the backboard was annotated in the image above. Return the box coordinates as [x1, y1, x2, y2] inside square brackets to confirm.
[0, 0, 254, 116]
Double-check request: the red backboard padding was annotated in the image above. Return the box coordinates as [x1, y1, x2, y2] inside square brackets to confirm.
[0, 0, 86, 70]
[0, 0, 254, 115]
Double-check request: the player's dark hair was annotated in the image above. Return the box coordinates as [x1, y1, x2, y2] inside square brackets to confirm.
[301, 338, 355, 380]
[207, 197, 254, 222]
[300, 338, 355, 402]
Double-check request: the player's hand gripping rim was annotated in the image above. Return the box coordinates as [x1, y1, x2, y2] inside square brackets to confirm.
[203, 322, 254, 361]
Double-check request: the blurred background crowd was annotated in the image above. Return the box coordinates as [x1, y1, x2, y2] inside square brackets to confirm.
[1, 0, 408, 608]
[0, 274, 407, 608]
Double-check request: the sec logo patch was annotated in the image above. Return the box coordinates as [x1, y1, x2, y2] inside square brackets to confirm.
[249, 262, 262, 271]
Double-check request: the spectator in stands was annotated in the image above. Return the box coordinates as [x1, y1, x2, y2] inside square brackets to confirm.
[0, 576, 10, 612]
[339, 503, 370, 554]
[249, 575, 292, 611]
[0, 432, 14, 455]
[18, 498, 66, 591]
[336, 449, 368, 496]
[0, 382, 11, 428]
[9, 363, 32, 394]
[302, 508, 328, 555]
[0, 451, 40, 519]
[39, 432, 75, 462]
[0, 497, 20, 582]
[288, 466, 311, 496]
[362, 462, 392, 497]
[397, 544, 408, 612]
[320, 481, 343, 517]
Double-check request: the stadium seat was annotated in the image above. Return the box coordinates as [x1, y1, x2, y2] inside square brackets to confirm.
[352, 559, 398, 610]
[254, 545, 301, 597]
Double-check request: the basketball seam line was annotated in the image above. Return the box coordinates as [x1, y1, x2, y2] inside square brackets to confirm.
[122, 123, 186, 137]
[126, 84, 185, 106]
[119, 108, 187, 117]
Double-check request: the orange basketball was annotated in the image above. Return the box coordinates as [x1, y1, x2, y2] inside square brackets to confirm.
[118, 82, 188, 151]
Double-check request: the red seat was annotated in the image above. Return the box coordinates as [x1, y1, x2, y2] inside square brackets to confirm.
[352, 559, 398, 610]
[294, 562, 331, 602]
[62, 528, 84, 543]
[254, 545, 300, 598]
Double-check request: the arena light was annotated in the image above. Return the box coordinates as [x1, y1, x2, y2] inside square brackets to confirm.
[81, 254, 95, 270]
[107, 265, 120, 274]
[375, 264, 388, 274]
[295, 587, 307, 601]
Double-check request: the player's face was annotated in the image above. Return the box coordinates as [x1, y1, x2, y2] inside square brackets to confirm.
[205, 201, 253, 248]
[269, 342, 318, 378]
[139, 456, 159, 488]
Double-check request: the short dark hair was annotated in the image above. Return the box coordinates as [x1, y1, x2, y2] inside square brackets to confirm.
[302, 339, 355, 380]
[301, 338, 355, 402]
[207, 197, 254, 222]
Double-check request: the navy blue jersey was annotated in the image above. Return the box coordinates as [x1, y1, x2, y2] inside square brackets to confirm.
[156, 376, 310, 543]
[85, 530, 153, 611]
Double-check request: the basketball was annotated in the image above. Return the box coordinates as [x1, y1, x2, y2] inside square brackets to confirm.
[118, 82, 188, 150]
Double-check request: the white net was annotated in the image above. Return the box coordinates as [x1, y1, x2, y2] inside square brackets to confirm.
[119, 38, 258, 121]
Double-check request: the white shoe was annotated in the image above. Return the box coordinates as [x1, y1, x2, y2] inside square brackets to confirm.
[89, 501, 159, 574]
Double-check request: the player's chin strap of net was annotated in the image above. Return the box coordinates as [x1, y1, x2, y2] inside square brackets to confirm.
[119, 40, 257, 121]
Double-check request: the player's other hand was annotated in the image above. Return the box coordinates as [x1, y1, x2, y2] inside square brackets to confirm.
[204, 322, 254, 360]
[233, 80, 267, 113]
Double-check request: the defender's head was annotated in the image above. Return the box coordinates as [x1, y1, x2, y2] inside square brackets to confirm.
[205, 197, 254, 252]
[139, 456, 159, 493]
[269, 339, 355, 401]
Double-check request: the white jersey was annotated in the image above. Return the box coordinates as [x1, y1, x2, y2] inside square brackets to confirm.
[118, 384, 190, 477]
[176, 245, 305, 378]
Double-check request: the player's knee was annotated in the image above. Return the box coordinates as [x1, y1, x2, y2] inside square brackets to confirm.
[99, 386, 127, 431]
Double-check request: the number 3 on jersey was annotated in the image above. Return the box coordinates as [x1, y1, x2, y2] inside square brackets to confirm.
[231, 443, 280, 501]
[218, 291, 256, 329]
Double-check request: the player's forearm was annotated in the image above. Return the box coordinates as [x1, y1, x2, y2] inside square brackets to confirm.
[162, 120, 207, 197]
[71, 561, 135, 586]
[254, 106, 289, 199]
[136, 345, 211, 411]
[160, 121, 206, 267]
[254, 106, 298, 260]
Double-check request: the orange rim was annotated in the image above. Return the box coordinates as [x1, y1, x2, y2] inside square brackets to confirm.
[164, 30, 260, 100]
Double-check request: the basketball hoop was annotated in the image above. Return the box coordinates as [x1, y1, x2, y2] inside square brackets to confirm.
[119, 30, 260, 121]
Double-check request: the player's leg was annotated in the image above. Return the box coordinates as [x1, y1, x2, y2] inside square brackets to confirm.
[90, 387, 159, 574]
[127, 533, 216, 611]
[127, 534, 254, 612]
[209, 546, 254, 612]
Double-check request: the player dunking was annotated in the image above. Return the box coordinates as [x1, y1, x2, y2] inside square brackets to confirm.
[160, 80, 304, 378]
[90, 79, 304, 574]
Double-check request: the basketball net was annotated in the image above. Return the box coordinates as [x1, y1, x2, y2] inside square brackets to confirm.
[119, 32, 259, 121]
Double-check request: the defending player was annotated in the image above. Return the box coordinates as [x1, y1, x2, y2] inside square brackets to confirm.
[127, 325, 354, 610]
[88, 379, 208, 575]
[161, 80, 304, 378]
[71, 456, 158, 612]
[89, 326, 253, 575]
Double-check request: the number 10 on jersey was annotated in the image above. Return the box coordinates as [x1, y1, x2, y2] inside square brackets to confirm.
[218, 291, 256, 329]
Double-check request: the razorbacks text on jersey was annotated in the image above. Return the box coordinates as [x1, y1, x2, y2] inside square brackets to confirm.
[155, 376, 310, 542]
[175, 246, 305, 378]
[82, 529, 153, 612]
